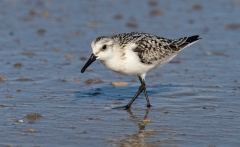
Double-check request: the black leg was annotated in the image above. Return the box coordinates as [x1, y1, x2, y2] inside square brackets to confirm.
[125, 83, 145, 109]
[124, 76, 151, 109]
[138, 77, 151, 108]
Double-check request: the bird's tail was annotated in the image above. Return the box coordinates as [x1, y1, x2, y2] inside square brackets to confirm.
[186, 35, 201, 44]
[170, 35, 201, 51]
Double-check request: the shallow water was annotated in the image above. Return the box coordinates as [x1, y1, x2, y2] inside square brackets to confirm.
[0, 0, 240, 146]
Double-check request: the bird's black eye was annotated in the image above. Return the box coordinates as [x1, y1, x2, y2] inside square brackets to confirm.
[102, 45, 107, 50]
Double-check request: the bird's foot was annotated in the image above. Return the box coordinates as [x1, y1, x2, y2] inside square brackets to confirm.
[147, 104, 152, 108]
[112, 105, 131, 110]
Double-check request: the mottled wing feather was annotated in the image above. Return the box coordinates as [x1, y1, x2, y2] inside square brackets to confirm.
[133, 34, 199, 64]
[133, 35, 174, 64]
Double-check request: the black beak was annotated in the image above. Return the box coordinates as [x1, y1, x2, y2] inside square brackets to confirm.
[81, 54, 97, 73]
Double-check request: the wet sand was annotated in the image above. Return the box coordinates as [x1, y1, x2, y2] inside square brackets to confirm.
[0, 0, 240, 146]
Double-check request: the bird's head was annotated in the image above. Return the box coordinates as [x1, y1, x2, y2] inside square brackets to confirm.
[81, 36, 115, 73]
[91, 36, 115, 60]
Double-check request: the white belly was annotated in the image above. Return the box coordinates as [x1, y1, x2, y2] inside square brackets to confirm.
[100, 50, 155, 76]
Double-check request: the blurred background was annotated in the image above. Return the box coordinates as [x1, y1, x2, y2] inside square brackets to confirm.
[0, 0, 240, 146]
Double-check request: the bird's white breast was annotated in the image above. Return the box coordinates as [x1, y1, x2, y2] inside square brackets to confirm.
[100, 43, 155, 76]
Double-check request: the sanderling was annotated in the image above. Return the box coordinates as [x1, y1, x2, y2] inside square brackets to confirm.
[81, 32, 200, 109]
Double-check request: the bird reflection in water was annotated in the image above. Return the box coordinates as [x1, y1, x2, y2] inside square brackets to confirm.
[108, 108, 159, 147]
